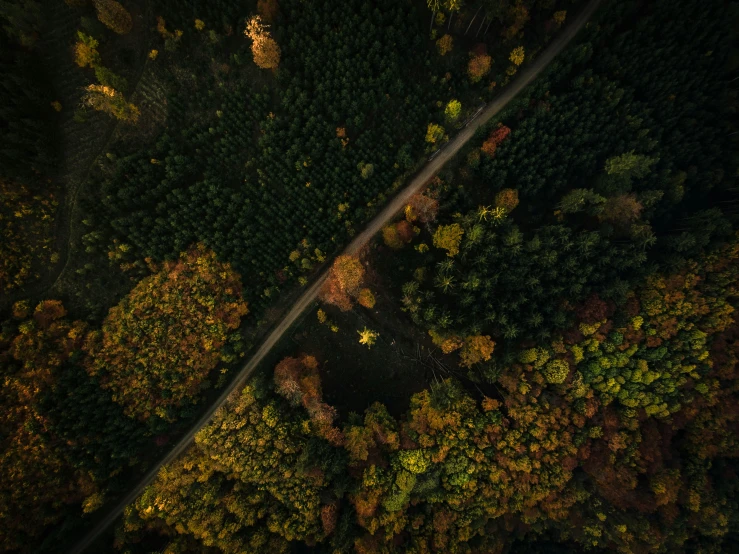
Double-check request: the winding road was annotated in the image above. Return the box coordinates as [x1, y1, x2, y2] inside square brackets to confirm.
[69, 1, 602, 551]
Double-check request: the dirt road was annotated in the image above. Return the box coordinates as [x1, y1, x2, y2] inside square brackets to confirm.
[69, 1, 601, 551]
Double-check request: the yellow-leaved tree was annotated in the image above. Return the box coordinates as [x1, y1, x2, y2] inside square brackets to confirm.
[82, 84, 140, 123]
[433, 223, 464, 257]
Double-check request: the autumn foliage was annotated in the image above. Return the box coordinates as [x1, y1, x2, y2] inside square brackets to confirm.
[0, 301, 90, 549]
[432, 223, 464, 257]
[480, 125, 511, 157]
[358, 288, 376, 309]
[382, 220, 414, 249]
[123, 380, 331, 552]
[467, 53, 492, 83]
[459, 335, 496, 367]
[73, 31, 101, 68]
[319, 254, 365, 311]
[495, 188, 519, 213]
[92, 0, 133, 35]
[245, 15, 281, 69]
[116, 237, 739, 553]
[82, 84, 140, 123]
[436, 34, 453, 56]
[0, 181, 57, 293]
[274, 355, 342, 445]
[85, 244, 248, 421]
[405, 193, 439, 225]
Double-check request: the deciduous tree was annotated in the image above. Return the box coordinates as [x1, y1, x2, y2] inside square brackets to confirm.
[245, 15, 281, 69]
[433, 223, 464, 257]
[84, 244, 248, 421]
[92, 0, 132, 35]
[467, 53, 492, 83]
[82, 84, 140, 123]
[319, 255, 365, 311]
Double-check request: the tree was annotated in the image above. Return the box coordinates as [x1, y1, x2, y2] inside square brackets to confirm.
[467, 53, 492, 83]
[502, 0, 529, 40]
[406, 193, 439, 224]
[82, 84, 140, 123]
[605, 151, 658, 179]
[319, 255, 365, 311]
[509, 45, 524, 66]
[358, 161, 374, 179]
[245, 15, 281, 69]
[599, 194, 643, 228]
[436, 34, 453, 56]
[274, 355, 342, 444]
[358, 327, 379, 348]
[445, 99, 461, 121]
[425, 122, 445, 144]
[122, 378, 335, 552]
[73, 31, 100, 68]
[433, 223, 464, 257]
[558, 188, 605, 215]
[495, 188, 519, 212]
[0, 181, 56, 293]
[92, 0, 132, 35]
[480, 125, 511, 157]
[459, 335, 495, 367]
[383, 220, 414, 249]
[84, 244, 249, 421]
[358, 288, 376, 309]
[542, 359, 569, 384]
[0, 301, 91, 549]
[383, 224, 404, 249]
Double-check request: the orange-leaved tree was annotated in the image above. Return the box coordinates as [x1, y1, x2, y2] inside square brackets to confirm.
[244, 15, 281, 69]
[274, 355, 342, 445]
[480, 125, 511, 157]
[468, 53, 492, 83]
[84, 244, 248, 421]
[319, 254, 365, 311]
[93, 0, 133, 35]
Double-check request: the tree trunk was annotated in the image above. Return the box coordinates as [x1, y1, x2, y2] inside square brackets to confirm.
[484, 18, 493, 36]
[475, 16, 486, 38]
[465, 7, 482, 35]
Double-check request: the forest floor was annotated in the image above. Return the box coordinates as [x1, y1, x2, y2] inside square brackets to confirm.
[70, 1, 603, 551]
[0, 2, 154, 314]
[293, 245, 435, 417]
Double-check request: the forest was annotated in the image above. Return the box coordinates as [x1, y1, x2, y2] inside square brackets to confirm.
[0, 0, 737, 552]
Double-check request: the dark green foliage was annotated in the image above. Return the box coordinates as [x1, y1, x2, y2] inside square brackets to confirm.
[406, 0, 736, 344]
[37, 360, 149, 483]
[409, 219, 644, 340]
[154, 0, 250, 32]
[96, 0, 434, 313]
[0, 22, 55, 183]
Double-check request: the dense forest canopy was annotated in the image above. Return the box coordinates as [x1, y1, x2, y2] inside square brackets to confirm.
[0, 0, 737, 552]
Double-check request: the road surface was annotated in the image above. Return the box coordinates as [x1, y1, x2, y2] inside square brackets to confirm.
[69, 1, 602, 551]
